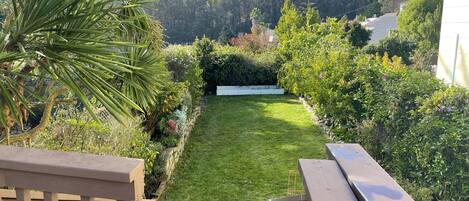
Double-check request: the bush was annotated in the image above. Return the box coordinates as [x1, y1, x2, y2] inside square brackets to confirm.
[393, 87, 469, 200]
[364, 33, 417, 65]
[32, 106, 160, 197]
[161, 135, 179, 147]
[164, 45, 204, 107]
[146, 82, 189, 135]
[397, 178, 434, 201]
[229, 26, 273, 53]
[195, 42, 280, 94]
[277, 16, 468, 200]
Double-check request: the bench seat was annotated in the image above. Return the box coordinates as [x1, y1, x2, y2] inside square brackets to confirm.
[298, 159, 357, 201]
[326, 144, 413, 201]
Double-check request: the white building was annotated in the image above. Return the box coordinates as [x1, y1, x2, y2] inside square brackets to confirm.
[361, 13, 398, 44]
[437, 0, 469, 87]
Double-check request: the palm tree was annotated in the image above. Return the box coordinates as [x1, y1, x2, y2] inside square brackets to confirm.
[0, 0, 169, 144]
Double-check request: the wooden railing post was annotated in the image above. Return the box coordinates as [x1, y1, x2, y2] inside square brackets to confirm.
[15, 188, 31, 201]
[44, 192, 58, 201]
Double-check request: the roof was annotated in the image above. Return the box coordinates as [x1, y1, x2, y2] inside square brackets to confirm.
[362, 13, 398, 44]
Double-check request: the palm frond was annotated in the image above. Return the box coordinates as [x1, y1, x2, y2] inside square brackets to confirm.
[1, 0, 167, 128]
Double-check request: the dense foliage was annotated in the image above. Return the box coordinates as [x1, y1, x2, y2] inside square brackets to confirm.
[0, 1, 204, 197]
[194, 37, 280, 94]
[398, 0, 443, 70]
[364, 33, 417, 65]
[277, 2, 468, 200]
[149, 0, 383, 43]
[0, 0, 169, 145]
[33, 107, 162, 196]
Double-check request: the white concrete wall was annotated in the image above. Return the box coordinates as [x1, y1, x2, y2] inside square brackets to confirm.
[217, 86, 285, 96]
[437, 0, 469, 87]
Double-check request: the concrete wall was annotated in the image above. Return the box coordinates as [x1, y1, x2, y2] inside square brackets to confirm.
[437, 0, 469, 87]
[217, 86, 285, 96]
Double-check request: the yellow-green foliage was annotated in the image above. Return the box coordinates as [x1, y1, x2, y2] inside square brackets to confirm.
[277, 9, 468, 200]
[33, 106, 160, 196]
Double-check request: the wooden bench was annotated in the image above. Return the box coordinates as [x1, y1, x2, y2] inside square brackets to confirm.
[298, 144, 413, 201]
[0, 145, 145, 201]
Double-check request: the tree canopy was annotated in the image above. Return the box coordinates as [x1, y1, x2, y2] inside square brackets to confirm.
[398, 0, 443, 49]
[149, 0, 383, 44]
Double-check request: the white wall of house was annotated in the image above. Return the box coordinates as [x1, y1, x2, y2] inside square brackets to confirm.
[437, 0, 469, 87]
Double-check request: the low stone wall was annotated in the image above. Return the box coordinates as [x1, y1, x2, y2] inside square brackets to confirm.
[154, 105, 202, 200]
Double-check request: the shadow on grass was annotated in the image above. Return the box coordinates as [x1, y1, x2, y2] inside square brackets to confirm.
[163, 95, 328, 201]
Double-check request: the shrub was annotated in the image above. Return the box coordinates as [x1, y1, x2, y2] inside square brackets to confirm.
[364, 33, 417, 65]
[146, 82, 189, 135]
[161, 135, 179, 148]
[164, 45, 204, 106]
[397, 178, 434, 201]
[165, 45, 197, 82]
[32, 106, 160, 196]
[358, 64, 444, 159]
[197, 44, 280, 94]
[392, 87, 469, 200]
[229, 26, 273, 53]
[277, 14, 468, 199]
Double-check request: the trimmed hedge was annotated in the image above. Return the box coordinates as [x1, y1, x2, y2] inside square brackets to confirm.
[194, 37, 280, 94]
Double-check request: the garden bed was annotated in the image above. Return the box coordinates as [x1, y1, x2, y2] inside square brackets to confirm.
[154, 105, 202, 200]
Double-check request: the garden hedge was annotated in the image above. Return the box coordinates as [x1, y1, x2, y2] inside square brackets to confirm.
[194, 37, 280, 94]
[277, 18, 468, 200]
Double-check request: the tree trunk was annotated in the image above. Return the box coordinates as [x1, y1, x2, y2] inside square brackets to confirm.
[1, 87, 67, 145]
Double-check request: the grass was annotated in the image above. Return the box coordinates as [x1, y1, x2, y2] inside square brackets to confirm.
[163, 95, 329, 201]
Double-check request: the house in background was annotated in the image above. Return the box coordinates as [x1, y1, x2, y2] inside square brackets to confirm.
[436, 0, 469, 88]
[361, 13, 398, 44]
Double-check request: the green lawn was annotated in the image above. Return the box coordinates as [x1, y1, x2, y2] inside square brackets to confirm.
[163, 95, 328, 201]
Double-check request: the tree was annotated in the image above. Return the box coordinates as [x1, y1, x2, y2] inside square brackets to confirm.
[380, 0, 405, 13]
[398, 0, 443, 48]
[275, 0, 302, 44]
[150, 0, 380, 44]
[345, 21, 371, 48]
[361, 0, 382, 17]
[398, 0, 443, 69]
[0, 0, 168, 144]
[304, 5, 321, 27]
[250, 7, 265, 26]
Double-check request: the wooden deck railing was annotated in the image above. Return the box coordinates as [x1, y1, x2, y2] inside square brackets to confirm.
[0, 145, 145, 201]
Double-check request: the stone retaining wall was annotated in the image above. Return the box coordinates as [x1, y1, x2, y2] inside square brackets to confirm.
[154, 105, 202, 200]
